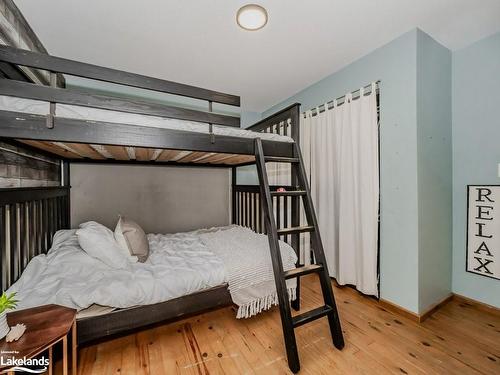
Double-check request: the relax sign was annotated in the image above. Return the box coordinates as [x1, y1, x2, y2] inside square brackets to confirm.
[467, 185, 500, 280]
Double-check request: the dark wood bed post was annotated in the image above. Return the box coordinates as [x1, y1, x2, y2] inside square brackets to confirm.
[231, 166, 237, 224]
[289, 104, 301, 311]
[62, 160, 71, 229]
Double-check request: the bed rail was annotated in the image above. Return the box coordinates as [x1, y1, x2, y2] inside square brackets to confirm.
[0, 45, 240, 127]
[246, 103, 300, 140]
[0, 186, 70, 292]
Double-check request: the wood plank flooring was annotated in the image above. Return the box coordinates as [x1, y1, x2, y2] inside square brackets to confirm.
[72, 275, 499, 374]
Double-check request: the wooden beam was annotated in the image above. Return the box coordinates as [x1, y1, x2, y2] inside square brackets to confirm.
[0, 111, 294, 157]
[69, 159, 230, 168]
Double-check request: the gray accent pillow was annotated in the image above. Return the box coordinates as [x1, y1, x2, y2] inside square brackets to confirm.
[114, 216, 150, 262]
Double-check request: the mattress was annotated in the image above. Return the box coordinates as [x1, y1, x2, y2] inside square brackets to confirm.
[0, 95, 293, 143]
[77, 304, 116, 319]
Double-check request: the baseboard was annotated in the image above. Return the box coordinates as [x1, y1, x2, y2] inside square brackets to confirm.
[379, 294, 454, 323]
[419, 294, 454, 322]
[379, 299, 420, 322]
[452, 293, 500, 313]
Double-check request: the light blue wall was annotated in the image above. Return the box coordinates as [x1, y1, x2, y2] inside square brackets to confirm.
[241, 111, 261, 128]
[452, 31, 500, 308]
[264, 30, 421, 312]
[416, 32, 453, 311]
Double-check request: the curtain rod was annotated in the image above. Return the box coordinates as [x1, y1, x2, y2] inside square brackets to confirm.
[303, 80, 380, 117]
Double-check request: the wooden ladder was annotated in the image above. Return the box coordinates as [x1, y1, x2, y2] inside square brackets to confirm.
[254, 138, 344, 373]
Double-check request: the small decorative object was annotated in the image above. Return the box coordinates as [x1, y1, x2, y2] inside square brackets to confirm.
[6, 323, 26, 342]
[277, 187, 286, 192]
[466, 185, 500, 280]
[0, 292, 18, 340]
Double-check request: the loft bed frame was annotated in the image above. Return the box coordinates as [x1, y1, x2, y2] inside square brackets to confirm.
[0, 46, 300, 333]
[0, 45, 343, 373]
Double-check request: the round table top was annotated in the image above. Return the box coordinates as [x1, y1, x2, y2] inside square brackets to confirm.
[0, 304, 76, 370]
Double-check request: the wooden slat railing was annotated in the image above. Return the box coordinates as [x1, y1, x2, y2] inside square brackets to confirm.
[0, 186, 70, 292]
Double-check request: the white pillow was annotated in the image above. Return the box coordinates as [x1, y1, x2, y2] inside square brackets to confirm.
[114, 216, 150, 263]
[76, 221, 137, 269]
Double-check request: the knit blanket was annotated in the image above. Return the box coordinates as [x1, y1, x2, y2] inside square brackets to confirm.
[198, 225, 297, 318]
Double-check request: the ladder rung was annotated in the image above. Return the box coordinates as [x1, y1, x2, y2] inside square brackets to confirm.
[270, 190, 306, 197]
[284, 264, 323, 279]
[264, 156, 299, 163]
[277, 226, 314, 235]
[293, 305, 333, 328]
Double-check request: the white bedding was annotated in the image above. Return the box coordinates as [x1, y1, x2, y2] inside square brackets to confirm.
[8, 228, 226, 311]
[8, 225, 298, 319]
[0, 96, 293, 143]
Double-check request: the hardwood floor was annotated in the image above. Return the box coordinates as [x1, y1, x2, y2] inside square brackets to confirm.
[73, 275, 500, 374]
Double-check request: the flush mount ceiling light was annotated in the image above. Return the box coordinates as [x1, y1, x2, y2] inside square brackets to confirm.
[236, 4, 268, 31]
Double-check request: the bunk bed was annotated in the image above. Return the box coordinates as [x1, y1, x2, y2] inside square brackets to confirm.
[0, 45, 343, 373]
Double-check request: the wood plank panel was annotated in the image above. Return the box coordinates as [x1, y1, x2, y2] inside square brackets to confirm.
[191, 152, 216, 163]
[222, 155, 255, 165]
[155, 150, 183, 162]
[103, 145, 129, 160]
[134, 147, 154, 161]
[200, 153, 237, 164]
[0, 141, 60, 188]
[176, 151, 207, 163]
[18, 140, 82, 158]
[62, 142, 106, 159]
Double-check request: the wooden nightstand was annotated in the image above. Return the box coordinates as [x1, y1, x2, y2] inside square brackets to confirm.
[0, 304, 77, 375]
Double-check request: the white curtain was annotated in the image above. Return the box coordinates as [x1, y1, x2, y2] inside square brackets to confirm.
[303, 83, 379, 296]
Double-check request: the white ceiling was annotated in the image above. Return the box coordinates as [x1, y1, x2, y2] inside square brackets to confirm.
[14, 0, 500, 112]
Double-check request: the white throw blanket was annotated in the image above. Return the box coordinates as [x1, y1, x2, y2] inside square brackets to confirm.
[8, 225, 297, 319]
[197, 225, 297, 318]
